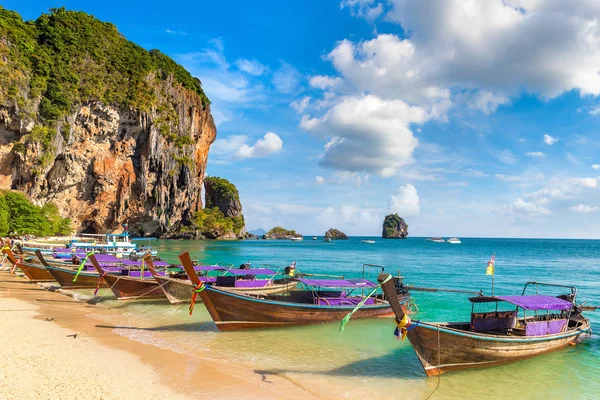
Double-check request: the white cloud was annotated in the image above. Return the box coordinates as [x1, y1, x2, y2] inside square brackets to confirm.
[495, 174, 522, 182]
[526, 151, 545, 157]
[463, 90, 510, 114]
[495, 150, 517, 165]
[464, 169, 489, 177]
[506, 198, 551, 217]
[332, 171, 370, 187]
[165, 29, 187, 36]
[211, 133, 282, 160]
[543, 134, 558, 145]
[572, 177, 598, 188]
[235, 59, 267, 76]
[290, 96, 311, 113]
[571, 204, 599, 213]
[389, 184, 420, 216]
[316, 205, 381, 234]
[341, 0, 384, 22]
[237, 132, 283, 159]
[315, 176, 326, 185]
[309, 75, 343, 90]
[300, 95, 425, 176]
[273, 61, 301, 93]
[592, 164, 600, 170]
[590, 106, 600, 115]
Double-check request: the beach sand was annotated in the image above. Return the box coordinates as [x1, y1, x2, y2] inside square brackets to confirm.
[0, 271, 317, 399]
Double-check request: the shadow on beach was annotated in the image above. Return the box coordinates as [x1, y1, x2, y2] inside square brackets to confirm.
[95, 321, 217, 333]
[254, 347, 424, 381]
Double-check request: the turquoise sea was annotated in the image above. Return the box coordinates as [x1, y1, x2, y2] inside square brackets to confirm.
[89, 238, 600, 399]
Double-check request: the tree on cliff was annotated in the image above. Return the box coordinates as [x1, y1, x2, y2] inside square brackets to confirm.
[0, 191, 71, 236]
[382, 214, 408, 239]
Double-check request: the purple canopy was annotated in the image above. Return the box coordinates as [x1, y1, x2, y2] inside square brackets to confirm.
[128, 270, 165, 278]
[296, 278, 377, 288]
[496, 295, 573, 311]
[121, 259, 169, 267]
[193, 265, 227, 271]
[226, 268, 276, 276]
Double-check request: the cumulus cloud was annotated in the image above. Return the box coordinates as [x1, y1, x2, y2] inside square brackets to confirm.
[505, 198, 551, 217]
[316, 205, 381, 234]
[301, 95, 425, 176]
[389, 184, 420, 216]
[315, 176, 326, 185]
[463, 90, 510, 114]
[572, 177, 598, 188]
[273, 61, 301, 93]
[340, 0, 384, 22]
[571, 204, 599, 213]
[237, 132, 283, 158]
[526, 151, 545, 157]
[543, 134, 558, 145]
[211, 132, 283, 160]
[309, 76, 343, 90]
[592, 164, 600, 170]
[235, 59, 267, 76]
[290, 96, 311, 113]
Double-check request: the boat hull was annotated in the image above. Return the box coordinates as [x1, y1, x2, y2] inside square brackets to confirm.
[101, 274, 165, 300]
[152, 275, 300, 304]
[15, 261, 55, 282]
[200, 286, 398, 331]
[407, 321, 592, 376]
[45, 265, 109, 289]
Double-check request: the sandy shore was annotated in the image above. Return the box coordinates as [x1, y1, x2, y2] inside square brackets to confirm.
[0, 271, 317, 399]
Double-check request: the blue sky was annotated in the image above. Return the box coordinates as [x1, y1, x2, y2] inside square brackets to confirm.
[7, 0, 600, 238]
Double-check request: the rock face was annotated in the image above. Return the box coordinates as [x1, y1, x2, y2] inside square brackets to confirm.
[324, 228, 348, 240]
[263, 227, 302, 240]
[382, 214, 408, 239]
[0, 8, 216, 237]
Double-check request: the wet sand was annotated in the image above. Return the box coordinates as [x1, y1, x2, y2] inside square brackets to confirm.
[0, 271, 317, 399]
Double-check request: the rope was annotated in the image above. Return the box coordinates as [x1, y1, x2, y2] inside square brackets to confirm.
[339, 274, 392, 333]
[425, 325, 442, 400]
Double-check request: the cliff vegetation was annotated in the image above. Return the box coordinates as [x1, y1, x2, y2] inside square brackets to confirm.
[0, 7, 216, 237]
[324, 228, 348, 240]
[0, 190, 71, 236]
[264, 227, 302, 239]
[382, 214, 408, 239]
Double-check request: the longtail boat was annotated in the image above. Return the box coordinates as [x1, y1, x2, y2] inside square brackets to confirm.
[143, 255, 298, 304]
[179, 252, 408, 331]
[89, 254, 166, 300]
[33, 251, 109, 289]
[378, 273, 593, 376]
[2, 247, 54, 282]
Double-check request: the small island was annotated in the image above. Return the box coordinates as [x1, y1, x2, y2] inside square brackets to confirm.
[382, 214, 408, 239]
[324, 228, 348, 240]
[263, 227, 302, 240]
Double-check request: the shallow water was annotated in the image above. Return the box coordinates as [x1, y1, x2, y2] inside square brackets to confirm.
[81, 238, 600, 399]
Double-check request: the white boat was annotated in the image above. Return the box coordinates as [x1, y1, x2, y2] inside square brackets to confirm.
[312, 237, 317, 241]
[361, 240, 376, 244]
[446, 237, 461, 244]
[426, 237, 445, 243]
[290, 237, 303, 242]
[323, 237, 332, 242]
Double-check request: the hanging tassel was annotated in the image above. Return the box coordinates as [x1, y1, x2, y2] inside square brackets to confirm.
[94, 272, 106, 296]
[188, 282, 205, 315]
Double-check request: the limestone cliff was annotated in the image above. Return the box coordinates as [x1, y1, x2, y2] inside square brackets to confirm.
[0, 8, 216, 237]
[324, 228, 348, 240]
[382, 214, 408, 239]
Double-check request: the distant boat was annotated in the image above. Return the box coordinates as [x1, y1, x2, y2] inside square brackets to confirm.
[312, 237, 317, 241]
[361, 240, 376, 244]
[446, 237, 461, 244]
[324, 237, 332, 242]
[426, 237, 445, 243]
[290, 237, 303, 242]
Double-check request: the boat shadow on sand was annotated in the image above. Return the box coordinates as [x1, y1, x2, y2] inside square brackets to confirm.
[94, 322, 217, 333]
[254, 346, 424, 381]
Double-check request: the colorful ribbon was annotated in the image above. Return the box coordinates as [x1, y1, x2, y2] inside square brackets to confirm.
[72, 252, 94, 282]
[188, 282, 205, 315]
[339, 274, 392, 333]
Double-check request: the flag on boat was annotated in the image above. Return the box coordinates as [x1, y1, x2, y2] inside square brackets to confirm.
[486, 253, 495, 275]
